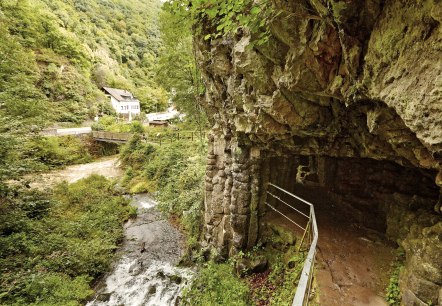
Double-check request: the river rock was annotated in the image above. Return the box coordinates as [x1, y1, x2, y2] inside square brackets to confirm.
[235, 256, 268, 277]
[128, 259, 143, 276]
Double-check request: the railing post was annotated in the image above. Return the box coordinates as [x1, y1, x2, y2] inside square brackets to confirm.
[264, 183, 318, 306]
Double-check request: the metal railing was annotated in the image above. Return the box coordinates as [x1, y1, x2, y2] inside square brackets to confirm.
[265, 183, 318, 306]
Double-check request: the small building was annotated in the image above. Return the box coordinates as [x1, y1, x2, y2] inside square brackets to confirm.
[146, 106, 184, 126]
[103, 87, 141, 120]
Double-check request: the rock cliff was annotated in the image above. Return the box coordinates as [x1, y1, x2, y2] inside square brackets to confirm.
[194, 0, 442, 305]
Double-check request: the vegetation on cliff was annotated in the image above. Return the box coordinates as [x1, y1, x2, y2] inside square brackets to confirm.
[164, 0, 273, 45]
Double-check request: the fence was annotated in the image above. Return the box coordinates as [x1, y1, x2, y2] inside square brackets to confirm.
[145, 130, 206, 145]
[92, 131, 133, 143]
[92, 130, 206, 145]
[265, 183, 318, 306]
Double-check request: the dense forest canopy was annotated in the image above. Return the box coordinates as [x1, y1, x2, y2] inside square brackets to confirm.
[0, 0, 181, 181]
[0, 0, 165, 124]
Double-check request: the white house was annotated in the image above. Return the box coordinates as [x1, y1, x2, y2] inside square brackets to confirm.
[103, 87, 141, 120]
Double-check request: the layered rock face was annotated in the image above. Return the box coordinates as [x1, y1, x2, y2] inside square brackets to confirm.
[195, 0, 442, 304]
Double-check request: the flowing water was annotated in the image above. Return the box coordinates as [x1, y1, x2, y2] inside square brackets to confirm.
[87, 194, 193, 306]
[21, 157, 193, 305]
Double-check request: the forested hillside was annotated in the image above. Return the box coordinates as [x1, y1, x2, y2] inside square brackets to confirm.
[0, 0, 164, 125]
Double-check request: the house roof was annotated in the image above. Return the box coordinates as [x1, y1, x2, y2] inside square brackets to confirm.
[103, 87, 139, 102]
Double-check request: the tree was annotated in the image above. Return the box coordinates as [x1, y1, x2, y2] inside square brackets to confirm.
[155, 7, 207, 133]
[134, 86, 168, 113]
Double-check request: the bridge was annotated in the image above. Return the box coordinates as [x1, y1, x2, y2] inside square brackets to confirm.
[92, 131, 133, 143]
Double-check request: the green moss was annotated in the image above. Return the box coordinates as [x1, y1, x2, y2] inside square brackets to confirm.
[330, 1, 347, 23]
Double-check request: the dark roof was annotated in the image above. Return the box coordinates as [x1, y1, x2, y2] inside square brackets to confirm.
[102, 87, 139, 102]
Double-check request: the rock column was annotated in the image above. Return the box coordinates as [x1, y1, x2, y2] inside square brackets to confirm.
[203, 131, 261, 257]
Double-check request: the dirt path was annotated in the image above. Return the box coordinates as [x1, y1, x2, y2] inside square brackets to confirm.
[25, 156, 123, 189]
[314, 208, 395, 306]
[263, 188, 395, 306]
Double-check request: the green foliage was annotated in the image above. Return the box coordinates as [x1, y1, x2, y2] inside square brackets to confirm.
[386, 249, 405, 306]
[23, 136, 93, 170]
[0, 0, 165, 124]
[232, 242, 305, 306]
[155, 6, 207, 128]
[134, 86, 169, 113]
[120, 136, 206, 245]
[0, 175, 130, 305]
[267, 253, 304, 306]
[92, 115, 145, 133]
[181, 262, 251, 306]
[164, 0, 273, 46]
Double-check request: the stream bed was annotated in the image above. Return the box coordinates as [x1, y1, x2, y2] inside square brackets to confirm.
[87, 193, 193, 306]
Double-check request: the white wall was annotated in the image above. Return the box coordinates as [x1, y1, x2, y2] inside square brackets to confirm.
[109, 96, 141, 115]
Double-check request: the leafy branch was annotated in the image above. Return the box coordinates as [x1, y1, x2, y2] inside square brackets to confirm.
[164, 0, 274, 45]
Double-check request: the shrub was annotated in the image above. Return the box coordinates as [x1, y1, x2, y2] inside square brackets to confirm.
[120, 137, 206, 246]
[24, 136, 92, 169]
[0, 175, 130, 305]
[386, 249, 405, 306]
[181, 262, 251, 306]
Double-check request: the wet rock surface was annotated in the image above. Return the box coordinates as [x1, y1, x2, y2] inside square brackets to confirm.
[87, 194, 192, 306]
[194, 0, 442, 304]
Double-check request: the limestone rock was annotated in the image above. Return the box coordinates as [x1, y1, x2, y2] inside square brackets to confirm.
[194, 0, 442, 304]
[235, 256, 268, 277]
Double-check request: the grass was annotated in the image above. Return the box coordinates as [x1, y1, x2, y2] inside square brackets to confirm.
[181, 261, 251, 306]
[385, 248, 405, 306]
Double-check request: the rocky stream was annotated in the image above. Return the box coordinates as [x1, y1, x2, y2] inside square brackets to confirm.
[25, 157, 193, 306]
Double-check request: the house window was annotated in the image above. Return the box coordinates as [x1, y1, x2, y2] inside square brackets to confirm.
[121, 106, 123, 110]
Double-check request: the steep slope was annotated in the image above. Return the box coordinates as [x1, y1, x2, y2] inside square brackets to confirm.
[0, 0, 162, 124]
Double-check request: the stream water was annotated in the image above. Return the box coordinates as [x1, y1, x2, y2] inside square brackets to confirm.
[87, 194, 193, 306]
[23, 157, 193, 305]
